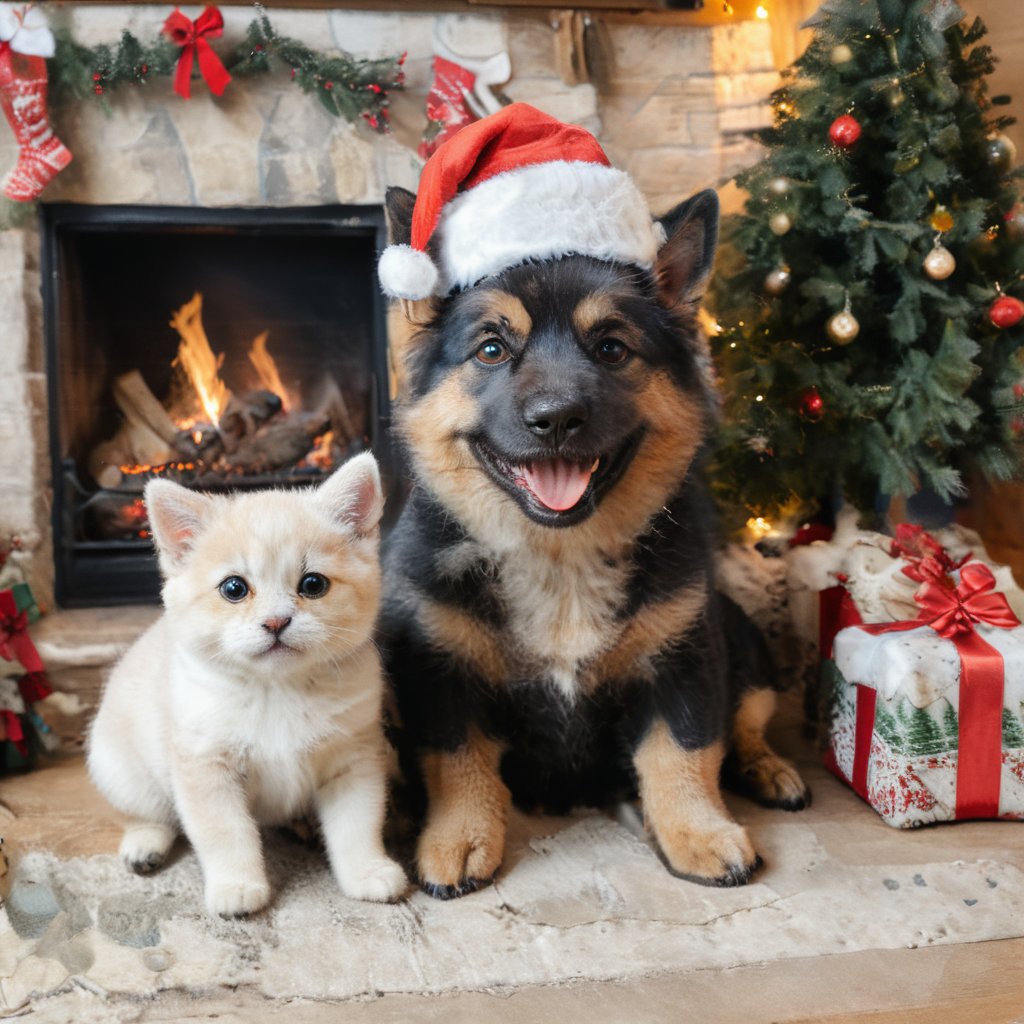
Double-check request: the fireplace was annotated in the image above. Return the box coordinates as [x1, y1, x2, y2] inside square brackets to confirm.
[42, 204, 391, 607]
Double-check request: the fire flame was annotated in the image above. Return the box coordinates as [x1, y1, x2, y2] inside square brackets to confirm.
[170, 293, 231, 427]
[248, 331, 291, 412]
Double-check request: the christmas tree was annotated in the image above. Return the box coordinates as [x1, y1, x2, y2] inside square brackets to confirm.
[707, 0, 1024, 534]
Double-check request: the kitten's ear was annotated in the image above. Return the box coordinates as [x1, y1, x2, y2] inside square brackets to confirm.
[318, 452, 384, 537]
[144, 479, 212, 569]
[653, 189, 719, 311]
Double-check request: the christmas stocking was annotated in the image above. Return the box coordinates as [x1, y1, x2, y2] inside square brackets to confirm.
[419, 16, 510, 159]
[0, 53, 71, 202]
[0, 5, 71, 202]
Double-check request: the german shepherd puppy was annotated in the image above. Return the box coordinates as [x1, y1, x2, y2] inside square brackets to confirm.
[380, 185, 809, 899]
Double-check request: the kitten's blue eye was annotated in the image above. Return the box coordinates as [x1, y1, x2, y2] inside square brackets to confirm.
[219, 576, 249, 603]
[298, 572, 330, 599]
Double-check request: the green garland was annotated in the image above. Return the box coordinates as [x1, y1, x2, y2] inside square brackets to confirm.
[48, 9, 405, 132]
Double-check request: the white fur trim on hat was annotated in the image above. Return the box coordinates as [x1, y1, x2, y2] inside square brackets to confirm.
[435, 160, 659, 293]
[378, 243, 440, 300]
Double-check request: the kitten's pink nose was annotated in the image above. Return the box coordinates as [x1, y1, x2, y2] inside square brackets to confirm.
[262, 616, 292, 637]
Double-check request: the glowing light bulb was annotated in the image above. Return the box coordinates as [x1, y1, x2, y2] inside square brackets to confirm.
[755, 5, 769, 19]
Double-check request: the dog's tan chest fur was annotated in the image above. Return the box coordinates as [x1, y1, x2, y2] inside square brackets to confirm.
[499, 544, 629, 699]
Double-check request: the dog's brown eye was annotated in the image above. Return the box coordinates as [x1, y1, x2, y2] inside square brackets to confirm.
[476, 339, 510, 365]
[596, 339, 630, 365]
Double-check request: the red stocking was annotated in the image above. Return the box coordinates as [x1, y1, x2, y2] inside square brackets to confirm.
[0, 52, 71, 202]
[419, 56, 478, 160]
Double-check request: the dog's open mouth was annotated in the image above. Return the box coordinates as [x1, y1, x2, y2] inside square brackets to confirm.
[471, 431, 643, 527]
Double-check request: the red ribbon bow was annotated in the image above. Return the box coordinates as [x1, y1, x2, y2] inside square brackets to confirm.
[915, 562, 1020, 638]
[0, 608, 27, 662]
[162, 6, 231, 100]
[890, 523, 970, 584]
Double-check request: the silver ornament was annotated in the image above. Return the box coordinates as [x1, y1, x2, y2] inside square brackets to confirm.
[986, 134, 1017, 173]
[769, 212, 792, 236]
[827, 310, 860, 344]
[764, 267, 792, 296]
[767, 176, 791, 197]
[923, 244, 956, 281]
[830, 44, 853, 65]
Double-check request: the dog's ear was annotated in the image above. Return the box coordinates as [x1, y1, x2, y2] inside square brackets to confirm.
[383, 186, 437, 327]
[384, 186, 416, 246]
[653, 189, 719, 311]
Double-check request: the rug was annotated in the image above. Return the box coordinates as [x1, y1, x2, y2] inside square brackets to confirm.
[3, 792, 1024, 1016]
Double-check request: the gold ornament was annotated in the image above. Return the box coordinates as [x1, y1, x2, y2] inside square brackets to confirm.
[923, 241, 956, 280]
[764, 266, 792, 296]
[767, 176, 790, 197]
[827, 310, 860, 345]
[930, 205, 954, 233]
[831, 44, 853, 64]
[769, 212, 792, 236]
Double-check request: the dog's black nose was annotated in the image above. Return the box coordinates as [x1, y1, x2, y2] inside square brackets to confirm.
[523, 395, 589, 444]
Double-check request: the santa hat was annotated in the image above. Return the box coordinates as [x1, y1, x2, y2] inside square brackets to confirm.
[378, 102, 663, 300]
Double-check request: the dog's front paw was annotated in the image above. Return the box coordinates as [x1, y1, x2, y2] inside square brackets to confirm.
[119, 822, 176, 875]
[658, 820, 762, 887]
[338, 858, 408, 903]
[736, 752, 811, 811]
[205, 876, 271, 917]
[417, 818, 504, 899]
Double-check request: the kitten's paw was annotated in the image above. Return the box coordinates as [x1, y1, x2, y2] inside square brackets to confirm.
[339, 858, 408, 903]
[205, 877, 271, 917]
[119, 822, 176, 874]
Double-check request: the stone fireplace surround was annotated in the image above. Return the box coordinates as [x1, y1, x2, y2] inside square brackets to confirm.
[0, 3, 776, 610]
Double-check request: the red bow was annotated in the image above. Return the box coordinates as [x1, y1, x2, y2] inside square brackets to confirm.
[162, 6, 231, 100]
[914, 562, 1020, 637]
[890, 523, 970, 584]
[0, 608, 28, 662]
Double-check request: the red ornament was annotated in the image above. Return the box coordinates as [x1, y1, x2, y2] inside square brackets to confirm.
[1014, 383, 1024, 400]
[829, 114, 861, 149]
[989, 295, 1024, 329]
[799, 387, 825, 422]
[324, 81, 334, 91]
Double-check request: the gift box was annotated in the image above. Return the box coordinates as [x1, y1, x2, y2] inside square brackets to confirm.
[0, 584, 55, 771]
[826, 562, 1024, 827]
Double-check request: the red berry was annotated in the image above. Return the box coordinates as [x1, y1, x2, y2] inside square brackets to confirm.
[94, 84, 103, 95]
[92, 72, 102, 81]
[800, 387, 825, 421]
[1013, 383, 1024, 400]
[990, 295, 1024, 329]
[290, 67, 297, 79]
[829, 114, 861, 148]
[324, 81, 334, 90]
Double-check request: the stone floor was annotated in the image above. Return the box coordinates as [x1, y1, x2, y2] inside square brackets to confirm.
[3, 608, 1024, 1021]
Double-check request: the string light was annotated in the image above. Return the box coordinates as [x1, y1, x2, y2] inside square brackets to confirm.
[755, 5, 769, 20]
[745, 516, 773, 540]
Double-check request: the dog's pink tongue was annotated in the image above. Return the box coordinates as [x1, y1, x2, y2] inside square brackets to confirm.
[518, 459, 593, 511]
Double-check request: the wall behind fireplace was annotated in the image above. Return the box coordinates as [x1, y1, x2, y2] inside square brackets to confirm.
[0, 5, 775, 607]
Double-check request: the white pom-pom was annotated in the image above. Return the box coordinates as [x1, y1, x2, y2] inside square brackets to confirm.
[377, 244, 439, 300]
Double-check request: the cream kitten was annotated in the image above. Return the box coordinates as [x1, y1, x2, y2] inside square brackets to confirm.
[88, 453, 407, 916]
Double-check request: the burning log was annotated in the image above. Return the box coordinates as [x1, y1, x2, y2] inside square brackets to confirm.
[222, 411, 330, 474]
[217, 390, 284, 453]
[88, 371, 182, 488]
